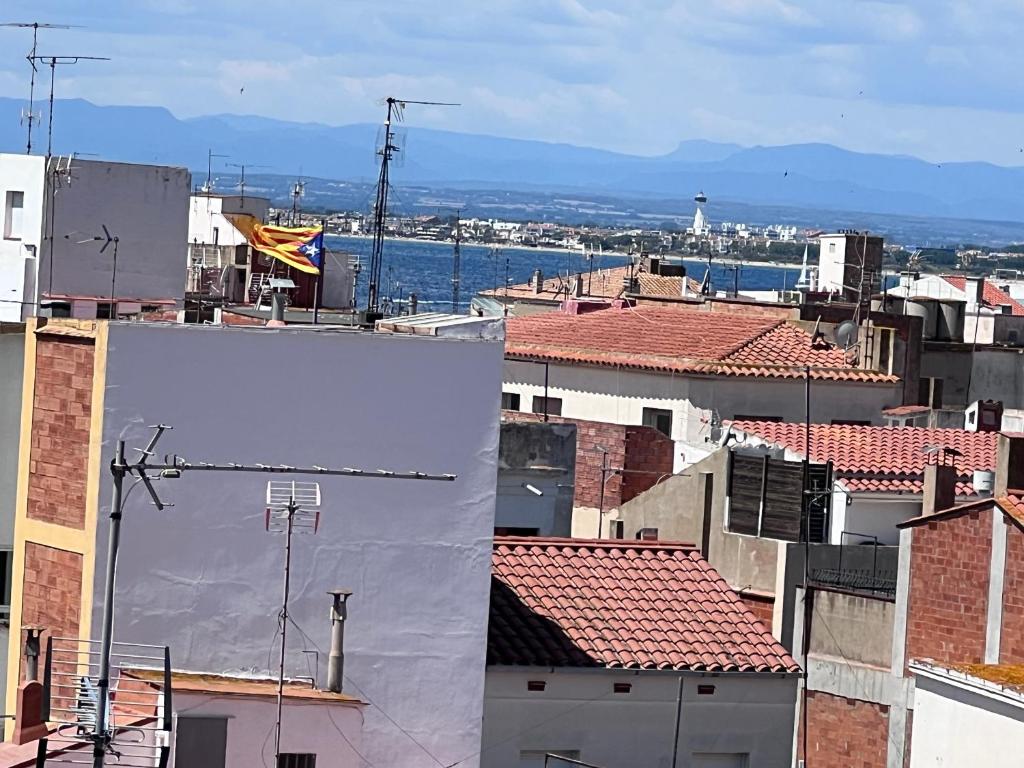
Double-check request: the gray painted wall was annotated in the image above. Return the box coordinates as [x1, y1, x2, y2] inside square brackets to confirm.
[42, 160, 190, 303]
[95, 322, 503, 768]
[809, 589, 895, 668]
[482, 668, 797, 768]
[0, 328, 24, 547]
[497, 422, 575, 536]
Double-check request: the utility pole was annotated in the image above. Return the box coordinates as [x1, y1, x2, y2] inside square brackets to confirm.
[451, 209, 462, 313]
[87, 425, 456, 767]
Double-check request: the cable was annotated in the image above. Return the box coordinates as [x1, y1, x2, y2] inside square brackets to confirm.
[325, 702, 378, 768]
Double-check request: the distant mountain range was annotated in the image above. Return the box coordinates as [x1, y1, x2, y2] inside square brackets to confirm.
[3, 97, 1024, 225]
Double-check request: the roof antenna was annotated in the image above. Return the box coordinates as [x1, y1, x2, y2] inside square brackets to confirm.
[1, 21, 81, 154]
[204, 148, 230, 193]
[28, 51, 109, 157]
[366, 96, 459, 321]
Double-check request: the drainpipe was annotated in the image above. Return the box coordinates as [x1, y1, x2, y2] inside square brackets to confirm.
[24, 628, 42, 682]
[326, 589, 352, 693]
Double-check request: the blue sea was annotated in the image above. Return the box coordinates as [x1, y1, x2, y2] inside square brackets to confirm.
[327, 235, 805, 311]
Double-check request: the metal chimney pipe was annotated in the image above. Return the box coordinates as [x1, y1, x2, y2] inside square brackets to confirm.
[24, 628, 42, 682]
[409, 292, 418, 316]
[326, 589, 352, 693]
[270, 292, 287, 323]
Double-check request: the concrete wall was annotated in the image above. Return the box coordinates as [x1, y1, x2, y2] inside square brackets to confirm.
[0, 155, 46, 322]
[171, 690, 363, 768]
[482, 668, 797, 768]
[910, 671, 1024, 768]
[497, 422, 575, 536]
[809, 590, 895, 668]
[921, 344, 1024, 410]
[503, 359, 898, 473]
[188, 195, 258, 248]
[42, 159, 190, 303]
[95, 322, 503, 768]
[0, 328, 24, 547]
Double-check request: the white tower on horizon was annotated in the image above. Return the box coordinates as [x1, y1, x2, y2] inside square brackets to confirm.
[693, 190, 710, 237]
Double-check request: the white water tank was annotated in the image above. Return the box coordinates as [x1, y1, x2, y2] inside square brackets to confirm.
[973, 469, 995, 496]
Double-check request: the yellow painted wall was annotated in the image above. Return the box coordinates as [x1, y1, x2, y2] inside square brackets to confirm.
[4, 319, 108, 731]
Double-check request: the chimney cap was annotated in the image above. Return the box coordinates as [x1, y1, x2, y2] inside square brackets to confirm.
[327, 588, 353, 598]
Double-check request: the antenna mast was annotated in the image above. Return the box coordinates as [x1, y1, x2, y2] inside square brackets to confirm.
[366, 96, 458, 320]
[28, 54, 109, 157]
[290, 178, 305, 226]
[203, 148, 229, 192]
[1, 21, 79, 154]
[451, 209, 461, 313]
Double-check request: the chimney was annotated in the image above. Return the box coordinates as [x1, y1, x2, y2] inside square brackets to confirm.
[965, 277, 985, 309]
[267, 292, 287, 327]
[922, 463, 957, 515]
[326, 589, 352, 693]
[995, 433, 1024, 497]
[573, 274, 584, 298]
[409, 292, 418, 315]
[13, 629, 47, 745]
[532, 268, 544, 295]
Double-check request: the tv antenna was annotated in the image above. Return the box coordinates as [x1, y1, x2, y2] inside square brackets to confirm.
[1, 21, 81, 154]
[28, 53, 109, 157]
[366, 96, 459, 320]
[64, 224, 119, 309]
[203, 149, 229, 193]
[451, 209, 462, 313]
[290, 178, 306, 226]
[227, 161, 269, 205]
[264, 480, 321, 767]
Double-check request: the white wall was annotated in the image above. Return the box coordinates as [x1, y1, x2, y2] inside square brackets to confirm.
[503, 359, 898, 472]
[41, 159, 190, 304]
[911, 671, 1024, 768]
[832, 495, 923, 546]
[482, 669, 797, 768]
[95, 322, 504, 768]
[171, 691, 363, 768]
[188, 195, 254, 248]
[0, 155, 46, 321]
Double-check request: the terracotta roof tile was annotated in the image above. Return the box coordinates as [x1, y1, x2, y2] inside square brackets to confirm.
[729, 421, 998, 495]
[483, 265, 700, 302]
[488, 537, 799, 673]
[941, 276, 1024, 316]
[506, 306, 897, 382]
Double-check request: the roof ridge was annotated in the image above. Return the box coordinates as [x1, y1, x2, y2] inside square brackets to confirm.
[717, 317, 787, 360]
[493, 536, 697, 551]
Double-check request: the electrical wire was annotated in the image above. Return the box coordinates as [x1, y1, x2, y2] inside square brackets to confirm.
[325, 702, 378, 768]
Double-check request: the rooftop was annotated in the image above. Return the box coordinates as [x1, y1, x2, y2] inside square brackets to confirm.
[506, 306, 898, 382]
[482, 264, 700, 302]
[125, 669, 363, 704]
[488, 537, 799, 673]
[728, 421, 998, 495]
[940, 276, 1024, 316]
[912, 660, 1024, 704]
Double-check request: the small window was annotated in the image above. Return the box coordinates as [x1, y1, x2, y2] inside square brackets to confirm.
[532, 396, 562, 417]
[4, 191, 24, 240]
[611, 520, 625, 539]
[212, 226, 220, 246]
[828, 242, 836, 254]
[734, 415, 781, 423]
[613, 682, 632, 694]
[278, 756, 316, 768]
[642, 407, 673, 437]
[919, 377, 944, 408]
[878, 328, 893, 373]
[697, 684, 716, 695]
[494, 527, 540, 537]
[0, 550, 11, 619]
[527, 680, 546, 692]
[501, 392, 521, 411]
[636, 527, 659, 541]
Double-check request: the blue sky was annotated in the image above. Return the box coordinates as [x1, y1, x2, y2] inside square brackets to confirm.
[2, 0, 1024, 164]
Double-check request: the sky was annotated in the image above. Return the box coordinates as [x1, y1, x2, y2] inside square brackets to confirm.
[2, 1, 1024, 165]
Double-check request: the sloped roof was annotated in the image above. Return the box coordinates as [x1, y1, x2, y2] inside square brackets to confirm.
[729, 421, 998, 495]
[505, 306, 898, 382]
[941, 276, 1024, 316]
[482, 264, 701, 302]
[488, 537, 799, 673]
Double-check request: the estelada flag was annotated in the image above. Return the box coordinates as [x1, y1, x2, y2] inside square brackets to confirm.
[231, 215, 324, 274]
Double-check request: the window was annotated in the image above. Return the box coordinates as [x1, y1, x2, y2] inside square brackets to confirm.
[642, 407, 673, 437]
[278, 756, 316, 768]
[501, 392, 521, 411]
[611, 520, 625, 539]
[877, 327, 893, 373]
[212, 226, 220, 246]
[918, 377, 943, 408]
[174, 716, 227, 768]
[532, 396, 562, 417]
[4, 191, 24, 240]
[0, 549, 11, 620]
[828, 242, 836, 254]
[636, 527, 659, 541]
[494, 527, 540, 537]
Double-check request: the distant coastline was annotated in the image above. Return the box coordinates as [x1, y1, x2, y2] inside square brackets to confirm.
[327, 233, 806, 271]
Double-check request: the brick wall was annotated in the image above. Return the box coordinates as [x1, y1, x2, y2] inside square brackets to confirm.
[21, 542, 83, 681]
[1001, 520, 1024, 663]
[26, 337, 95, 530]
[905, 508, 992, 668]
[800, 691, 890, 768]
[738, 593, 774, 629]
[503, 412, 673, 510]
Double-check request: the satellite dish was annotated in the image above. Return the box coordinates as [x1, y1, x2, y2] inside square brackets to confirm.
[834, 320, 859, 349]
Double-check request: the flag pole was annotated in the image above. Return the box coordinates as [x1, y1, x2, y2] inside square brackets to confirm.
[313, 218, 326, 325]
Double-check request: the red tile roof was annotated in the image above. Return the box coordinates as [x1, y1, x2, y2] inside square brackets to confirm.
[941, 276, 1024, 316]
[489, 537, 799, 673]
[997, 494, 1024, 526]
[505, 306, 898, 382]
[729, 421, 998, 495]
[482, 265, 700, 302]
